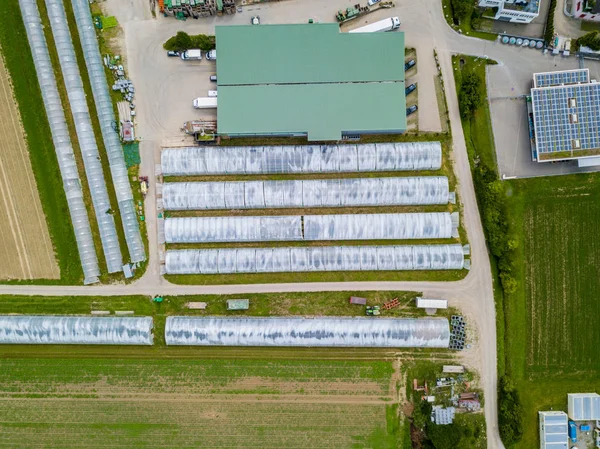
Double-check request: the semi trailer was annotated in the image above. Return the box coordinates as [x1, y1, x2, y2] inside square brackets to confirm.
[349, 16, 400, 33]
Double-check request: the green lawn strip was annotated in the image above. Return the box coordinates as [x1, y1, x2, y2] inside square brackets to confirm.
[440, 0, 497, 41]
[62, 0, 130, 265]
[0, 1, 82, 284]
[35, 0, 107, 275]
[581, 20, 600, 32]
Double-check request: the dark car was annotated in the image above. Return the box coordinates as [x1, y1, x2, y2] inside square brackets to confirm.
[167, 50, 180, 57]
[210, 75, 217, 82]
[406, 105, 418, 116]
[404, 59, 415, 71]
[405, 83, 416, 96]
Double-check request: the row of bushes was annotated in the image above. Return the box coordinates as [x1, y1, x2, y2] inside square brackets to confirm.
[163, 31, 215, 52]
[498, 376, 524, 445]
[576, 30, 600, 50]
[543, 0, 558, 44]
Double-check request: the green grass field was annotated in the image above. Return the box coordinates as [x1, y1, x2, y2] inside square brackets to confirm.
[0, 354, 403, 448]
[0, 1, 82, 284]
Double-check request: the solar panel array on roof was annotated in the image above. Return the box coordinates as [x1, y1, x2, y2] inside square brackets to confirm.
[534, 69, 589, 87]
[538, 411, 568, 449]
[160, 142, 442, 175]
[165, 316, 450, 347]
[532, 83, 600, 156]
[162, 177, 451, 210]
[165, 245, 465, 274]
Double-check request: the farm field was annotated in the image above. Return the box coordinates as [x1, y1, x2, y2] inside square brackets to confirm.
[505, 173, 600, 448]
[0, 52, 58, 280]
[0, 355, 404, 448]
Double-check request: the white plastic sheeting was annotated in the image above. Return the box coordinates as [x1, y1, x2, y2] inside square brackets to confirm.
[162, 177, 451, 210]
[304, 213, 456, 241]
[165, 245, 465, 274]
[161, 142, 442, 176]
[19, 0, 100, 284]
[164, 216, 303, 243]
[46, 0, 122, 273]
[0, 316, 153, 345]
[165, 317, 450, 348]
[71, 0, 145, 263]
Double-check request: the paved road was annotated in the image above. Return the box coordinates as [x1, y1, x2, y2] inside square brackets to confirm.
[26, 0, 586, 446]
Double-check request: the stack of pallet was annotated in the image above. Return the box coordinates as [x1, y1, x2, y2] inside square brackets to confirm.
[162, 0, 236, 19]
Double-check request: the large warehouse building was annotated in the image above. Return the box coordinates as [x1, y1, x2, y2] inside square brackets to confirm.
[215, 23, 406, 141]
[529, 69, 600, 167]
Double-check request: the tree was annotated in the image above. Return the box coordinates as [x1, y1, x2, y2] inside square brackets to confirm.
[451, 0, 472, 21]
[577, 31, 600, 51]
[459, 72, 483, 119]
[163, 31, 193, 51]
[498, 375, 524, 445]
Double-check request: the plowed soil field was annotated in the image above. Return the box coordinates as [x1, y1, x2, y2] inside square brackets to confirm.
[0, 53, 58, 280]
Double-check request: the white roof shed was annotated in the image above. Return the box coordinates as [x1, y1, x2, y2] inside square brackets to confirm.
[568, 393, 600, 421]
[538, 411, 568, 449]
[416, 298, 448, 309]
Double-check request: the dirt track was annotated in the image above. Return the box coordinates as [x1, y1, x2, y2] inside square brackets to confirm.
[0, 53, 58, 280]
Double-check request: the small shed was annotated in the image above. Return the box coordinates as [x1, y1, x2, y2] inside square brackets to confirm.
[416, 298, 448, 309]
[123, 264, 133, 279]
[443, 365, 465, 374]
[349, 296, 367, 305]
[227, 299, 249, 311]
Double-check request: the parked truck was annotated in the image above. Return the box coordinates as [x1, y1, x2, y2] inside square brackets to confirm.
[193, 97, 218, 109]
[181, 49, 202, 60]
[348, 16, 400, 33]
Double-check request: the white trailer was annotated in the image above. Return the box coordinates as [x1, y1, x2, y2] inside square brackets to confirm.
[349, 16, 400, 33]
[193, 97, 218, 109]
[415, 298, 448, 309]
[181, 49, 202, 60]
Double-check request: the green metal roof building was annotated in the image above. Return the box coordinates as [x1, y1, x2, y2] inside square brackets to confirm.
[216, 23, 406, 141]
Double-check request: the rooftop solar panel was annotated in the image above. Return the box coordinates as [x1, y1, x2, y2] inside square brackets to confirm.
[531, 82, 600, 158]
[534, 69, 589, 87]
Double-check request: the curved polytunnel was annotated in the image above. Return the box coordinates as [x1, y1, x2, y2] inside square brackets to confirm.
[165, 245, 466, 274]
[162, 177, 452, 210]
[0, 316, 153, 345]
[165, 316, 450, 348]
[161, 142, 442, 176]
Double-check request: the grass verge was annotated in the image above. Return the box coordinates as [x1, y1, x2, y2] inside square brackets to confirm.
[441, 0, 498, 41]
[0, 1, 82, 284]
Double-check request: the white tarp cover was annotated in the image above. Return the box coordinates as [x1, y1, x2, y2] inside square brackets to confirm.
[162, 177, 450, 210]
[0, 316, 153, 345]
[165, 317, 450, 348]
[161, 142, 442, 176]
[165, 245, 465, 274]
[415, 298, 449, 309]
[72, 0, 145, 263]
[19, 0, 100, 284]
[304, 213, 454, 240]
[164, 216, 303, 243]
[46, 0, 122, 273]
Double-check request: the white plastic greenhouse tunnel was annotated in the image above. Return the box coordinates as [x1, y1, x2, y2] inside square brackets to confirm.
[162, 213, 459, 243]
[164, 245, 467, 274]
[160, 142, 442, 176]
[165, 316, 451, 347]
[161, 177, 454, 210]
[0, 316, 154, 345]
[19, 0, 100, 284]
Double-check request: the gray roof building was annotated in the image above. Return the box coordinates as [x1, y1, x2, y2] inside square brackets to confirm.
[568, 393, 600, 421]
[538, 411, 568, 449]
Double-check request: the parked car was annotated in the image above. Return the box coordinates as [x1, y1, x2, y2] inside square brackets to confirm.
[406, 105, 418, 116]
[251, 16, 260, 25]
[367, 0, 381, 5]
[210, 75, 217, 82]
[405, 83, 416, 96]
[167, 50, 180, 57]
[404, 59, 415, 71]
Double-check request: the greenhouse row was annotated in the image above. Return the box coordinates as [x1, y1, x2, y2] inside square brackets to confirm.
[160, 142, 442, 176]
[0, 316, 154, 345]
[19, 0, 100, 284]
[165, 245, 466, 274]
[165, 317, 451, 348]
[164, 216, 303, 243]
[72, 0, 146, 263]
[161, 177, 453, 210]
[163, 213, 457, 243]
[0, 316, 450, 348]
[46, 0, 123, 273]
